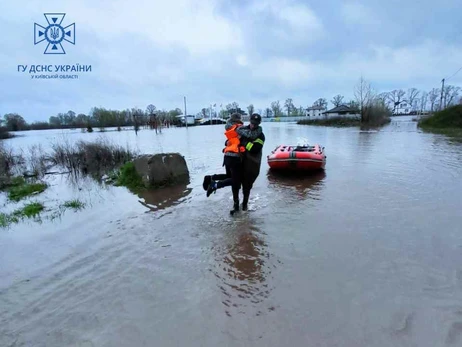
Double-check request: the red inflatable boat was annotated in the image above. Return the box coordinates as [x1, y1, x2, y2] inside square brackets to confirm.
[267, 144, 326, 171]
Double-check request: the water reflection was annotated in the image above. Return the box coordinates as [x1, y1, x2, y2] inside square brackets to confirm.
[212, 220, 273, 316]
[357, 130, 376, 161]
[266, 169, 326, 201]
[137, 184, 192, 212]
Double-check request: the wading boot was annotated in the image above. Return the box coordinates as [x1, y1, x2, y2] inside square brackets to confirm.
[202, 175, 211, 191]
[206, 180, 217, 197]
[230, 200, 240, 215]
[242, 197, 249, 211]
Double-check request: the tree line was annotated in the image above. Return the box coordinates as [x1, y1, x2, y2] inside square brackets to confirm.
[1, 105, 184, 132]
[198, 82, 461, 120]
[2, 81, 460, 134]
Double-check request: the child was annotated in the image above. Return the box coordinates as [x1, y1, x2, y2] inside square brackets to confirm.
[203, 113, 263, 213]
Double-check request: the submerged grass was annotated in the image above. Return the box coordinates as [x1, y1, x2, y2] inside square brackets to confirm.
[61, 199, 85, 210]
[14, 202, 45, 218]
[7, 181, 47, 202]
[0, 201, 45, 228]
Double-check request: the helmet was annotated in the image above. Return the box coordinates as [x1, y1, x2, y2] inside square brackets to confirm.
[250, 113, 261, 125]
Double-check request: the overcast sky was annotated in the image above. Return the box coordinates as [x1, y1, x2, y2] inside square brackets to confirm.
[1, 0, 461, 122]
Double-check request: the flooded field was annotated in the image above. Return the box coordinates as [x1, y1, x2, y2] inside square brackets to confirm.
[1, 117, 462, 346]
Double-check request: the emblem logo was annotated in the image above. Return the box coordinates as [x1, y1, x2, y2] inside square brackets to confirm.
[34, 13, 75, 54]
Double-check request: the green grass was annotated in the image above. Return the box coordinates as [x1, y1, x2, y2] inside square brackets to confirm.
[62, 199, 86, 210]
[0, 202, 45, 228]
[0, 176, 26, 190]
[0, 213, 10, 228]
[418, 105, 462, 130]
[114, 162, 145, 193]
[7, 182, 47, 202]
[14, 202, 45, 218]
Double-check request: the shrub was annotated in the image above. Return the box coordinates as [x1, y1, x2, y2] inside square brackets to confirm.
[51, 138, 137, 175]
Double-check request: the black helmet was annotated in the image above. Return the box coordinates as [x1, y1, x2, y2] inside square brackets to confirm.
[250, 113, 261, 125]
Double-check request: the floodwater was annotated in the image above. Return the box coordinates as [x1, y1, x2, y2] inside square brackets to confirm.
[1, 117, 462, 347]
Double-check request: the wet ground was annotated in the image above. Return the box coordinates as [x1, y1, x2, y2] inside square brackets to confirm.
[1, 118, 462, 346]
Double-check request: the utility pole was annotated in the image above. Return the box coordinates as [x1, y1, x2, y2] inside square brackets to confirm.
[184, 96, 187, 128]
[439, 78, 445, 111]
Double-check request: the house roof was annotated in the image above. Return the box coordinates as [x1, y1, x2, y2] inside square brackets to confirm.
[306, 105, 325, 110]
[323, 104, 359, 114]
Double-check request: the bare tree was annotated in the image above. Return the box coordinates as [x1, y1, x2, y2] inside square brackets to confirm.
[247, 104, 254, 116]
[428, 88, 439, 112]
[271, 101, 282, 118]
[313, 98, 328, 110]
[331, 94, 344, 107]
[354, 77, 374, 121]
[146, 104, 156, 115]
[406, 88, 420, 111]
[443, 85, 461, 107]
[387, 89, 406, 114]
[419, 91, 428, 113]
[265, 108, 272, 118]
[348, 100, 360, 110]
[284, 98, 294, 116]
[377, 92, 389, 106]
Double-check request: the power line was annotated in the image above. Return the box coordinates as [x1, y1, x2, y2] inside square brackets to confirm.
[445, 66, 462, 81]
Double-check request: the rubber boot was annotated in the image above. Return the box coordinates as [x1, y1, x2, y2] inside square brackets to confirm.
[242, 196, 249, 211]
[230, 200, 240, 215]
[206, 181, 217, 197]
[202, 175, 211, 191]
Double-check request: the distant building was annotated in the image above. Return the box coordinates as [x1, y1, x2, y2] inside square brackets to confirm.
[394, 102, 411, 115]
[306, 105, 325, 118]
[322, 105, 360, 119]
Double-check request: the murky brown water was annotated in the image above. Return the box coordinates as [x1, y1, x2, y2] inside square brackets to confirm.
[1, 118, 462, 346]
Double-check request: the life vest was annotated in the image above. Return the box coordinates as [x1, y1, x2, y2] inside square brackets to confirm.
[223, 124, 245, 154]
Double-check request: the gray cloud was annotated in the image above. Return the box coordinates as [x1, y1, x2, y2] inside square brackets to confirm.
[0, 0, 461, 121]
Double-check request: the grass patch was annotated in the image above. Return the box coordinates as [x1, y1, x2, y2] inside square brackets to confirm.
[0, 176, 26, 189]
[14, 202, 45, 218]
[418, 105, 462, 130]
[0, 213, 10, 228]
[0, 202, 45, 228]
[62, 199, 85, 210]
[114, 162, 145, 193]
[298, 117, 361, 127]
[7, 181, 47, 202]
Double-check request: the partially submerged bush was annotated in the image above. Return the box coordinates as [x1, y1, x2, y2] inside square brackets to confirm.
[27, 144, 53, 177]
[51, 138, 137, 176]
[361, 101, 392, 126]
[0, 126, 14, 139]
[297, 117, 360, 127]
[0, 143, 25, 177]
